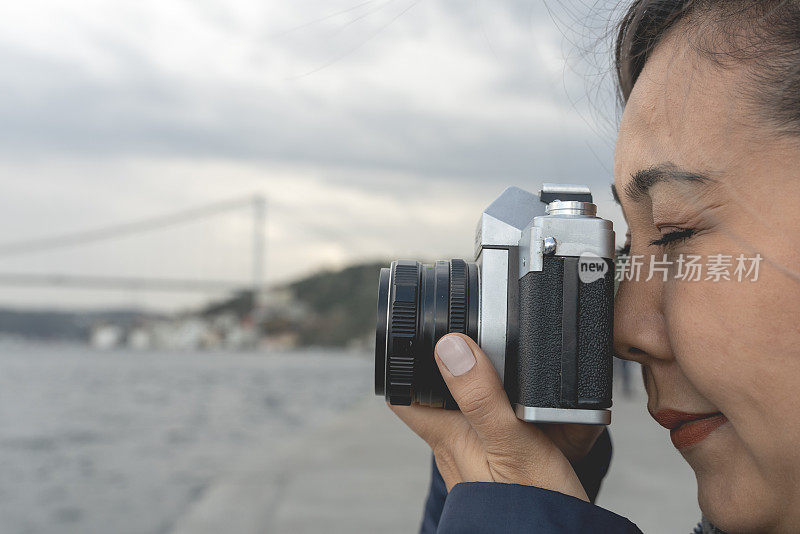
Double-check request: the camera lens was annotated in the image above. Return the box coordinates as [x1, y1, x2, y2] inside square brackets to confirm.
[375, 259, 479, 407]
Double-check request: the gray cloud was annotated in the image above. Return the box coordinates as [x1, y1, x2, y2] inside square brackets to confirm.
[0, 1, 618, 178]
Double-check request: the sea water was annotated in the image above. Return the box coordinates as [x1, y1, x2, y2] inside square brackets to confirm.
[0, 342, 371, 534]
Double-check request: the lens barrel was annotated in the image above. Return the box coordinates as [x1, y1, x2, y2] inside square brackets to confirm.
[375, 259, 478, 407]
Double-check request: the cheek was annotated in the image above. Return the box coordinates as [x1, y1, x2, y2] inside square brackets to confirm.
[661, 279, 742, 404]
[663, 273, 800, 410]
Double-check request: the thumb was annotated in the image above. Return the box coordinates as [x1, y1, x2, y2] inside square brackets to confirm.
[434, 334, 518, 443]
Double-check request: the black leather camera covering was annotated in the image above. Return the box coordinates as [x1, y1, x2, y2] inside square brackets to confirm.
[517, 257, 613, 409]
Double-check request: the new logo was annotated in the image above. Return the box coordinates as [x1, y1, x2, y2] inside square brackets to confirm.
[578, 252, 608, 284]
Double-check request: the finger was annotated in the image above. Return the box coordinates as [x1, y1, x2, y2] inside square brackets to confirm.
[434, 334, 519, 443]
[388, 402, 468, 447]
[540, 423, 603, 463]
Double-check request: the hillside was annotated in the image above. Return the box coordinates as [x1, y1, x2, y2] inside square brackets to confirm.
[287, 262, 385, 347]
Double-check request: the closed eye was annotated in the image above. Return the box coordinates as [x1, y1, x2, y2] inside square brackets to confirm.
[650, 228, 696, 247]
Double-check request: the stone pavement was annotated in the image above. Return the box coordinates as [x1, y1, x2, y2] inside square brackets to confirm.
[172, 384, 700, 534]
[170, 397, 429, 534]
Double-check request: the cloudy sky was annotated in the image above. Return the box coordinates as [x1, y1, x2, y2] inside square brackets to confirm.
[0, 0, 628, 311]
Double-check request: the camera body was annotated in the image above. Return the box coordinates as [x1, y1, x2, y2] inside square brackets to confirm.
[375, 184, 615, 425]
[474, 184, 614, 424]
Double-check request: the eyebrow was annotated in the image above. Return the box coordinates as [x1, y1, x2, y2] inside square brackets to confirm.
[623, 162, 713, 202]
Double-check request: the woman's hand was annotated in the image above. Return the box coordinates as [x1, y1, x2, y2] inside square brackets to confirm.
[389, 333, 602, 501]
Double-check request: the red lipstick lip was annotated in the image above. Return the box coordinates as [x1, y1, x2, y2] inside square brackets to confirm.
[650, 409, 728, 449]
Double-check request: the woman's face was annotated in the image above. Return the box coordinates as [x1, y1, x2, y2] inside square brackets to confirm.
[613, 30, 800, 532]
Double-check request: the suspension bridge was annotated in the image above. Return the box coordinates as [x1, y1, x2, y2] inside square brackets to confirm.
[0, 195, 268, 294]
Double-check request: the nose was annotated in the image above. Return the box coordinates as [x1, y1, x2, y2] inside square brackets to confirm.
[614, 256, 673, 364]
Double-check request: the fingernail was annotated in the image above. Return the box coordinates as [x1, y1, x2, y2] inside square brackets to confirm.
[436, 335, 476, 376]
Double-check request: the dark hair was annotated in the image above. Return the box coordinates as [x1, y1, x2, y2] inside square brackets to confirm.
[614, 0, 800, 135]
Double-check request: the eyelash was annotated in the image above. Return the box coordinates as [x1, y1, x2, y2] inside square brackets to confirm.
[649, 228, 696, 247]
[615, 228, 697, 256]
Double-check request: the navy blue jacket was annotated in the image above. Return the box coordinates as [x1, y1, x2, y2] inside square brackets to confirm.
[419, 430, 642, 533]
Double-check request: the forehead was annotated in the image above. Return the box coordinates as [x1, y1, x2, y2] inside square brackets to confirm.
[614, 30, 752, 183]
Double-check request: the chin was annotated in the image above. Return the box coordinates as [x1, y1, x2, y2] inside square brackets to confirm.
[696, 479, 778, 533]
[688, 426, 779, 533]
